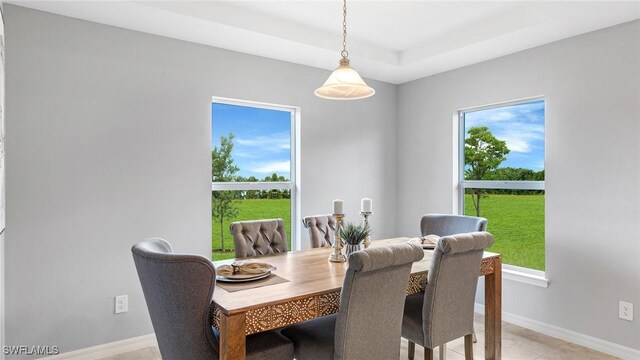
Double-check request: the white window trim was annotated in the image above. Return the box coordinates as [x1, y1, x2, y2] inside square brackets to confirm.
[502, 264, 549, 288]
[212, 182, 293, 191]
[462, 180, 544, 190]
[458, 97, 547, 286]
[211, 96, 302, 251]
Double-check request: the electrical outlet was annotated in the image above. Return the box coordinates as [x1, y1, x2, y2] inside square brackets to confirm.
[115, 295, 128, 314]
[619, 301, 633, 321]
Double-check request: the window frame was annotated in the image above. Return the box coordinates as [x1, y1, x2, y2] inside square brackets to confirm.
[457, 97, 549, 286]
[211, 96, 301, 251]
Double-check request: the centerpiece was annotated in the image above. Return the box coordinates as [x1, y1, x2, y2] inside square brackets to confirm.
[340, 222, 371, 256]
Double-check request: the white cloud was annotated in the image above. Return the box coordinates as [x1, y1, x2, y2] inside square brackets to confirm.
[236, 133, 290, 152]
[496, 124, 544, 153]
[466, 101, 544, 127]
[486, 111, 515, 122]
[499, 136, 530, 153]
[466, 110, 515, 127]
[233, 151, 257, 159]
[467, 103, 544, 154]
[249, 161, 290, 174]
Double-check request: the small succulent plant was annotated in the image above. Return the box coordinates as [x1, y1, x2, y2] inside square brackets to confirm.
[339, 222, 371, 245]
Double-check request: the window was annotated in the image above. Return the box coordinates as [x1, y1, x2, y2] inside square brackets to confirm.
[459, 99, 545, 273]
[211, 98, 299, 261]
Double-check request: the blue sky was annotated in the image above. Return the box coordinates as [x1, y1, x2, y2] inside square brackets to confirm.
[465, 100, 545, 171]
[212, 103, 291, 179]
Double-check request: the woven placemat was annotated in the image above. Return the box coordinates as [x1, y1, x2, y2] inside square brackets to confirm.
[216, 274, 289, 293]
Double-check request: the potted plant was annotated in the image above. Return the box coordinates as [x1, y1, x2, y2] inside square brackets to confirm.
[339, 222, 371, 256]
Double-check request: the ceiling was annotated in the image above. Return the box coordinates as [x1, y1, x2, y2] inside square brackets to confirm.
[10, 1, 640, 84]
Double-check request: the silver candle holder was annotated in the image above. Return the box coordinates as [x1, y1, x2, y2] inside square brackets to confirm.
[329, 213, 347, 262]
[361, 211, 372, 248]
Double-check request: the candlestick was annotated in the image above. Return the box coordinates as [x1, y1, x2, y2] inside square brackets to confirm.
[333, 199, 344, 215]
[361, 198, 372, 213]
[328, 213, 347, 262]
[361, 211, 372, 249]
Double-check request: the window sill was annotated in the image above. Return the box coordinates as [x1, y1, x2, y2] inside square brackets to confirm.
[502, 264, 549, 288]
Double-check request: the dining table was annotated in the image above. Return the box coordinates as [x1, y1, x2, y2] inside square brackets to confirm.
[211, 237, 502, 360]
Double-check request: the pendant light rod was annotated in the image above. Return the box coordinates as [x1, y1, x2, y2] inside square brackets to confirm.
[314, 0, 375, 100]
[342, 0, 348, 59]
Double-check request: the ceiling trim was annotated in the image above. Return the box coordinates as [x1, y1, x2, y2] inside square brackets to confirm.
[8, 1, 640, 84]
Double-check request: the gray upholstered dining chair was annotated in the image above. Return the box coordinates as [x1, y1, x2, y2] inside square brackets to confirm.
[420, 214, 487, 237]
[302, 214, 336, 248]
[420, 213, 488, 353]
[402, 232, 495, 360]
[229, 218, 288, 258]
[281, 243, 425, 360]
[131, 238, 294, 360]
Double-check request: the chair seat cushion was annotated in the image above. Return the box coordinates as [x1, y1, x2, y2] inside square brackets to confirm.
[402, 292, 425, 345]
[280, 314, 336, 360]
[213, 327, 293, 360]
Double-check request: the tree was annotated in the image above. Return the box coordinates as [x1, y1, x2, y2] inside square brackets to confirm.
[489, 167, 535, 181]
[464, 126, 510, 216]
[212, 133, 240, 251]
[262, 173, 290, 199]
[244, 176, 260, 199]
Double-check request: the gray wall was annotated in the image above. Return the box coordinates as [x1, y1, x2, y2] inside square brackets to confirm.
[4, 5, 397, 354]
[5, 3, 640, 356]
[397, 20, 640, 350]
[0, 4, 5, 358]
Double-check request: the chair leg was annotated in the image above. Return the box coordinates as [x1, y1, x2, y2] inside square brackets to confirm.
[464, 334, 474, 360]
[439, 344, 446, 360]
[408, 341, 415, 360]
[424, 347, 433, 360]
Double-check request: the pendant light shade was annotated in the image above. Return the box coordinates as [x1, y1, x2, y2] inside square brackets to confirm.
[315, 58, 375, 100]
[315, 0, 374, 100]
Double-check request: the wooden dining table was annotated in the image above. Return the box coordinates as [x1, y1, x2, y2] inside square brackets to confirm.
[211, 237, 502, 360]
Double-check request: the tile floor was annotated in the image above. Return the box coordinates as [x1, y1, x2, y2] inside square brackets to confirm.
[99, 315, 618, 360]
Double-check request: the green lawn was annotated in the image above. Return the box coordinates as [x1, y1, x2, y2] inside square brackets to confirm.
[212, 195, 545, 270]
[212, 199, 291, 261]
[464, 194, 545, 270]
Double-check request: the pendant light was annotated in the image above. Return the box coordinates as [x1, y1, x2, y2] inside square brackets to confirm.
[315, 0, 375, 100]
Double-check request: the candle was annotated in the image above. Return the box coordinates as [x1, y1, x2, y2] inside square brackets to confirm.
[333, 199, 344, 215]
[361, 198, 372, 213]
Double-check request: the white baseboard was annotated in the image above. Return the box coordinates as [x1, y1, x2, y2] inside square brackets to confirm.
[475, 303, 640, 360]
[39, 334, 157, 360]
[39, 308, 640, 360]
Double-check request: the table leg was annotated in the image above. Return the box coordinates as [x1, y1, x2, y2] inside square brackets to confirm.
[484, 257, 502, 360]
[219, 312, 246, 360]
[439, 344, 447, 360]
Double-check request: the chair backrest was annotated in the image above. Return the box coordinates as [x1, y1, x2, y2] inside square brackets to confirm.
[420, 214, 487, 237]
[421, 232, 495, 348]
[302, 215, 336, 248]
[334, 243, 425, 360]
[230, 218, 288, 258]
[131, 238, 219, 360]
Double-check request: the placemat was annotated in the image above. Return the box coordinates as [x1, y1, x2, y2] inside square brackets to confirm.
[216, 274, 289, 293]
